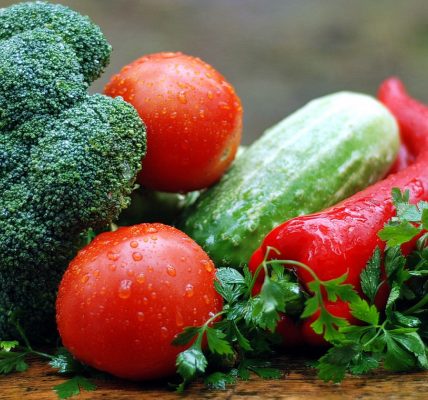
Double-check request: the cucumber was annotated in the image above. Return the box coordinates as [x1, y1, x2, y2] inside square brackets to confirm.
[180, 92, 399, 267]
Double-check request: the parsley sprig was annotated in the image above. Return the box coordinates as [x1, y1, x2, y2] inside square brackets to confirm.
[173, 247, 306, 391]
[0, 314, 96, 399]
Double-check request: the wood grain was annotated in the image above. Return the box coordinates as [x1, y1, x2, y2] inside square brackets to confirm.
[1, 355, 427, 399]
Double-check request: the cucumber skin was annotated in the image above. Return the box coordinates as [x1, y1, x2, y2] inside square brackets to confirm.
[180, 92, 399, 267]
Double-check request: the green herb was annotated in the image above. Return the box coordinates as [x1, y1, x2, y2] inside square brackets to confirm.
[173, 247, 305, 391]
[53, 376, 96, 399]
[0, 315, 95, 399]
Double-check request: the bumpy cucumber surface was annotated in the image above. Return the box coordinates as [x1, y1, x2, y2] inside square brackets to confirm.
[180, 92, 399, 267]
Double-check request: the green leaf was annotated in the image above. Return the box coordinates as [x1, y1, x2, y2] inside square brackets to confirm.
[301, 296, 319, 319]
[316, 344, 358, 383]
[349, 353, 379, 375]
[383, 332, 417, 371]
[53, 376, 96, 399]
[206, 327, 234, 356]
[379, 221, 420, 247]
[311, 308, 348, 342]
[176, 347, 207, 380]
[389, 331, 428, 368]
[232, 322, 252, 351]
[216, 268, 245, 285]
[349, 298, 379, 326]
[172, 326, 200, 346]
[386, 284, 401, 317]
[0, 341, 19, 352]
[204, 371, 236, 389]
[392, 312, 421, 328]
[360, 247, 382, 304]
[0, 351, 28, 374]
[422, 208, 428, 230]
[318, 273, 359, 304]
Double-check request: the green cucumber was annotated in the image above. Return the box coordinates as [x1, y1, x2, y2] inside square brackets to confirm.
[180, 92, 399, 267]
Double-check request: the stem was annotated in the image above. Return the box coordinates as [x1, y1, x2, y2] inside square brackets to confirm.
[362, 322, 386, 349]
[265, 259, 320, 282]
[403, 293, 428, 315]
[195, 310, 227, 348]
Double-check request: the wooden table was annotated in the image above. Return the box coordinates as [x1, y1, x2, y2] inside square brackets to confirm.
[1, 355, 427, 399]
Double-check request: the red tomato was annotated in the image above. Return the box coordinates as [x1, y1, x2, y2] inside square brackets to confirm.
[104, 52, 243, 193]
[56, 223, 222, 380]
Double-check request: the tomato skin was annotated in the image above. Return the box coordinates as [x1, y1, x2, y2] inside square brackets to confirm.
[56, 223, 222, 380]
[104, 52, 243, 193]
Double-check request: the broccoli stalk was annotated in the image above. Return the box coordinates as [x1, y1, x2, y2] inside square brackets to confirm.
[0, 2, 147, 341]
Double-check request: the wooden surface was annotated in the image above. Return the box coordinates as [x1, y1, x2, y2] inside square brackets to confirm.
[1, 355, 427, 399]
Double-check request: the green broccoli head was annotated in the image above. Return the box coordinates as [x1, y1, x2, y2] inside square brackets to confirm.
[0, 3, 147, 341]
[0, 28, 86, 130]
[0, 1, 111, 82]
[0, 96, 146, 341]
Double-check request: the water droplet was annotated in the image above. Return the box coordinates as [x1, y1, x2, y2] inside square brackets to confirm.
[151, 235, 158, 241]
[107, 251, 119, 261]
[132, 252, 143, 261]
[178, 91, 187, 104]
[137, 312, 145, 322]
[200, 260, 213, 273]
[143, 297, 149, 305]
[81, 274, 89, 284]
[176, 310, 184, 327]
[207, 90, 214, 99]
[193, 307, 198, 315]
[93, 270, 100, 278]
[162, 306, 167, 313]
[199, 109, 205, 118]
[160, 327, 168, 338]
[127, 269, 135, 277]
[187, 267, 192, 273]
[118, 280, 132, 299]
[170, 112, 177, 119]
[100, 286, 106, 295]
[185, 284, 194, 298]
[157, 313, 163, 320]
[203, 294, 210, 305]
[151, 292, 157, 300]
[136, 273, 146, 284]
[130, 241, 138, 248]
[167, 265, 176, 277]
[143, 237, 149, 243]
[148, 266, 154, 273]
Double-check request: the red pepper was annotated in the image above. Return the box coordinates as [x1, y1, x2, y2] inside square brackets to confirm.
[249, 78, 428, 345]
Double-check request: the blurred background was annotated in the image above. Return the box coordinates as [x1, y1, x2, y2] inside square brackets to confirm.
[1, 0, 428, 144]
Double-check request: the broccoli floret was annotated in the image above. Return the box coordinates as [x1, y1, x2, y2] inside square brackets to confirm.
[0, 1, 111, 82]
[0, 28, 86, 130]
[0, 3, 146, 341]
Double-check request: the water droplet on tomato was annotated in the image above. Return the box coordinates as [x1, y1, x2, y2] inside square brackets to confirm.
[207, 91, 214, 99]
[118, 280, 132, 299]
[178, 91, 187, 104]
[93, 270, 100, 278]
[127, 269, 135, 277]
[137, 312, 145, 322]
[199, 109, 205, 118]
[136, 273, 145, 284]
[176, 311, 184, 327]
[81, 274, 89, 284]
[200, 260, 213, 273]
[130, 241, 138, 248]
[148, 266, 154, 273]
[166, 265, 176, 277]
[132, 252, 143, 261]
[107, 251, 119, 261]
[146, 227, 158, 233]
[203, 295, 210, 305]
[151, 292, 157, 300]
[161, 327, 168, 338]
[185, 284, 194, 298]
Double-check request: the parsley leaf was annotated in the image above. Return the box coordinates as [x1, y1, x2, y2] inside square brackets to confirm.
[53, 376, 96, 399]
[360, 247, 383, 304]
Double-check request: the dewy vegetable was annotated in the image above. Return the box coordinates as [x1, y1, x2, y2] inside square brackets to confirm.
[0, 2, 147, 341]
[249, 78, 428, 343]
[181, 92, 399, 267]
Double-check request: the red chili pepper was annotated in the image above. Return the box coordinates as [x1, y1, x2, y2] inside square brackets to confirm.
[249, 78, 428, 345]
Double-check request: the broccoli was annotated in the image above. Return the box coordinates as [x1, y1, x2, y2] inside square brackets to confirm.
[0, 2, 147, 341]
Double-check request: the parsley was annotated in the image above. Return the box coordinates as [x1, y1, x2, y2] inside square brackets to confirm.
[0, 315, 95, 399]
[173, 246, 305, 391]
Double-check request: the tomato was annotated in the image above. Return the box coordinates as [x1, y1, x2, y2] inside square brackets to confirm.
[56, 223, 222, 380]
[104, 52, 243, 193]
